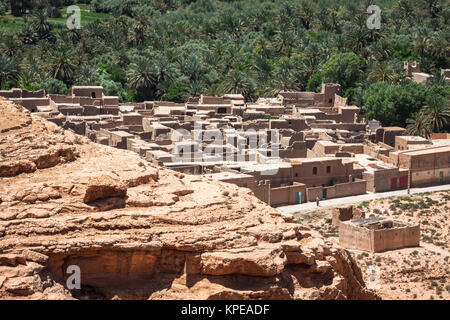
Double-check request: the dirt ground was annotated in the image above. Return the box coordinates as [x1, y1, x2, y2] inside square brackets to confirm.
[294, 190, 450, 300]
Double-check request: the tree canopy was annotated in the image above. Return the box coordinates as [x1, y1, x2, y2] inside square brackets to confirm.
[0, 0, 448, 132]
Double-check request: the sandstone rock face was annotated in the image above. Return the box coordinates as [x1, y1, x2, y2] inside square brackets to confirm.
[0, 99, 379, 300]
[83, 175, 127, 203]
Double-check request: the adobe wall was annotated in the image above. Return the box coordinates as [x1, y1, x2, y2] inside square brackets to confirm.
[430, 133, 450, 139]
[292, 159, 354, 187]
[63, 121, 86, 136]
[12, 98, 50, 112]
[372, 224, 420, 252]
[279, 141, 307, 158]
[384, 130, 405, 147]
[0, 88, 22, 98]
[305, 180, 366, 201]
[399, 149, 450, 186]
[411, 169, 450, 186]
[310, 123, 365, 131]
[326, 180, 366, 199]
[21, 89, 46, 98]
[122, 113, 143, 126]
[369, 168, 402, 192]
[339, 222, 373, 252]
[363, 144, 390, 158]
[334, 94, 347, 107]
[0, 88, 45, 98]
[312, 143, 339, 157]
[72, 87, 104, 99]
[340, 144, 364, 154]
[321, 83, 341, 107]
[332, 206, 365, 226]
[49, 94, 72, 103]
[270, 183, 307, 206]
[104, 96, 119, 106]
[199, 96, 229, 104]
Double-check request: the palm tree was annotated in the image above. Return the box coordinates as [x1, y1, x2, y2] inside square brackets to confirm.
[368, 61, 405, 84]
[368, 61, 394, 83]
[127, 56, 157, 100]
[428, 33, 449, 63]
[221, 70, 256, 102]
[0, 54, 20, 89]
[74, 65, 100, 86]
[187, 79, 205, 97]
[0, 33, 20, 57]
[422, 96, 450, 133]
[32, 10, 52, 40]
[297, 0, 314, 29]
[405, 111, 432, 138]
[412, 28, 431, 56]
[48, 46, 77, 83]
[273, 58, 295, 92]
[426, 70, 447, 86]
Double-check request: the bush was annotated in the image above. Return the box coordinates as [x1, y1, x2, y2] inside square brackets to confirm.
[320, 52, 364, 91]
[39, 78, 69, 95]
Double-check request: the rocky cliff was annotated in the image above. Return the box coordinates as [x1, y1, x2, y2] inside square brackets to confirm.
[0, 98, 378, 300]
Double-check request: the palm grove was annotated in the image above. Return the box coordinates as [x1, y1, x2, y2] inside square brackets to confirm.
[0, 0, 449, 135]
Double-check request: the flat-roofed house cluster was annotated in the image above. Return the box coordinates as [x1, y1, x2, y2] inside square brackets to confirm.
[2, 82, 449, 207]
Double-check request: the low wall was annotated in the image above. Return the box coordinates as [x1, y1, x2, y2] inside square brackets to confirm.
[270, 183, 306, 206]
[339, 222, 373, 252]
[372, 224, 420, 252]
[306, 180, 366, 201]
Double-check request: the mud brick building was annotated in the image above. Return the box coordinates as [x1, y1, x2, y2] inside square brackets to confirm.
[2, 83, 448, 207]
[339, 217, 420, 253]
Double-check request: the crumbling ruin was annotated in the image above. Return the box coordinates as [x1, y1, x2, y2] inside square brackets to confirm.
[339, 217, 420, 253]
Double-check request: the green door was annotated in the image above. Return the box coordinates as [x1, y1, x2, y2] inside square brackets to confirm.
[439, 171, 444, 183]
[295, 192, 305, 204]
[322, 188, 327, 199]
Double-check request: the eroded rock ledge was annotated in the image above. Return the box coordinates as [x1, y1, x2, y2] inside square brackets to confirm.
[0, 99, 379, 300]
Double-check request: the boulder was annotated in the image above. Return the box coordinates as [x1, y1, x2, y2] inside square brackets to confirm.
[83, 175, 127, 203]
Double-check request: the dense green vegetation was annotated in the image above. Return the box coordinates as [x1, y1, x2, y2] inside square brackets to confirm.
[0, 0, 449, 133]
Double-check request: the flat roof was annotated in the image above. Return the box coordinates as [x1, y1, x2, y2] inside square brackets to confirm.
[72, 86, 103, 89]
[383, 126, 405, 131]
[431, 139, 450, 147]
[401, 145, 450, 156]
[240, 162, 291, 171]
[207, 172, 253, 180]
[291, 157, 343, 164]
[111, 130, 134, 137]
[354, 154, 396, 172]
[297, 109, 322, 114]
[398, 136, 429, 142]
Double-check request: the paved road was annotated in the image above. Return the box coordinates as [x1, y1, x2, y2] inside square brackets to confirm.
[278, 184, 450, 214]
